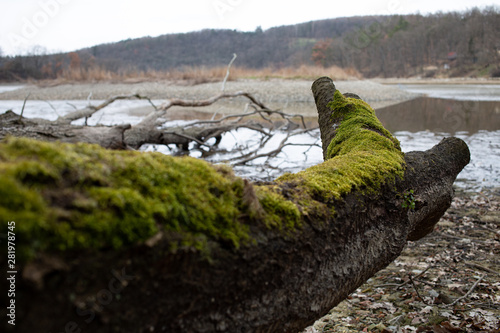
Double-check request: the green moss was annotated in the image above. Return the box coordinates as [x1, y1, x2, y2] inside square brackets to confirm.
[277, 90, 405, 209]
[255, 186, 301, 230]
[0, 137, 250, 260]
[0, 90, 405, 261]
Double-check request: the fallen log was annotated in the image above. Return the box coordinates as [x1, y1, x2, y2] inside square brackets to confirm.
[0, 91, 289, 151]
[0, 77, 469, 333]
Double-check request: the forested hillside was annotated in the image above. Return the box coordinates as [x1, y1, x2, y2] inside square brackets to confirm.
[1, 7, 499, 80]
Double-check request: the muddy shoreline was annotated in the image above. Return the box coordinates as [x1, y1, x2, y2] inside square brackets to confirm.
[0, 79, 421, 115]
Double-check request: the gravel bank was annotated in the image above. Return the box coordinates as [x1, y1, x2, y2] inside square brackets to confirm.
[0, 79, 420, 116]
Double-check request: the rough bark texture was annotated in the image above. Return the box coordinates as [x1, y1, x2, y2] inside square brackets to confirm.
[0, 77, 470, 333]
[0, 110, 131, 149]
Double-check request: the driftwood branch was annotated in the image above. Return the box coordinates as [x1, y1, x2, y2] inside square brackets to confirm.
[222, 53, 237, 91]
[0, 48, 288, 153]
[1, 87, 311, 158]
[54, 94, 157, 125]
[138, 91, 269, 127]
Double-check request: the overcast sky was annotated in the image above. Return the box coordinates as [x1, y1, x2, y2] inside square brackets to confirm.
[1, 0, 498, 56]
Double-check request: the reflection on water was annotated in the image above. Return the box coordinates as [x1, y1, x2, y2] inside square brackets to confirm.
[376, 97, 500, 134]
[376, 97, 499, 190]
[395, 130, 499, 191]
[395, 84, 500, 101]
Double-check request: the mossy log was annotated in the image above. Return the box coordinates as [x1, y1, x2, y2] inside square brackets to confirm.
[0, 77, 470, 333]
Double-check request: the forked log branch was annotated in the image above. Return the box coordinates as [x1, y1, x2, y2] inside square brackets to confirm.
[0, 77, 469, 333]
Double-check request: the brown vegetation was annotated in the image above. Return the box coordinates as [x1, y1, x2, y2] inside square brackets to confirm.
[46, 64, 362, 84]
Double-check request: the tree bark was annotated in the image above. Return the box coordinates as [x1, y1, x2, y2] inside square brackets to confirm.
[0, 77, 469, 333]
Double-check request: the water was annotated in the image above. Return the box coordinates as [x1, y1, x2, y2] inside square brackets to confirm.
[0, 99, 160, 125]
[396, 84, 500, 101]
[0, 85, 24, 94]
[386, 84, 500, 191]
[376, 97, 500, 134]
[1, 84, 499, 191]
[395, 130, 499, 190]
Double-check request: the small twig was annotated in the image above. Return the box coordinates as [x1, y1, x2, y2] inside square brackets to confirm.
[66, 102, 78, 110]
[87, 92, 93, 105]
[460, 301, 499, 310]
[234, 136, 290, 165]
[445, 274, 485, 307]
[408, 273, 430, 305]
[95, 106, 107, 125]
[19, 92, 31, 120]
[375, 265, 435, 288]
[465, 262, 499, 276]
[221, 53, 237, 92]
[141, 91, 271, 127]
[179, 105, 308, 133]
[224, 132, 273, 163]
[414, 278, 446, 288]
[144, 96, 158, 111]
[289, 127, 320, 137]
[42, 100, 61, 117]
[188, 110, 261, 127]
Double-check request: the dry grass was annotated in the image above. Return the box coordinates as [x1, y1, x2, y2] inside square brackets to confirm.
[50, 64, 362, 85]
[231, 65, 362, 81]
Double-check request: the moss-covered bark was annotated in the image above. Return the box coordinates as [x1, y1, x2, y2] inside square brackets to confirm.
[276, 89, 405, 206]
[0, 86, 406, 262]
[0, 77, 470, 333]
[0, 137, 255, 261]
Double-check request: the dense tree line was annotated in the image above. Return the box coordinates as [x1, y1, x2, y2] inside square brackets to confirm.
[1, 7, 499, 80]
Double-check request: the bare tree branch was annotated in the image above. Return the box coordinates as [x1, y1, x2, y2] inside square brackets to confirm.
[55, 94, 157, 125]
[222, 53, 237, 92]
[138, 91, 271, 127]
[19, 92, 31, 120]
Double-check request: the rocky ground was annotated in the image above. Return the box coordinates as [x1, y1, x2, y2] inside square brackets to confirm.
[305, 188, 500, 333]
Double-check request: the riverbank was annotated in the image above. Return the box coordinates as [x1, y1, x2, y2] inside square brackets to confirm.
[0, 79, 421, 115]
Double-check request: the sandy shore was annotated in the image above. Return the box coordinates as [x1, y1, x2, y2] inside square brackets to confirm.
[0, 79, 421, 116]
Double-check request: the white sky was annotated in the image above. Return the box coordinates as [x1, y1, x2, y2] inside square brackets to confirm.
[1, 0, 498, 56]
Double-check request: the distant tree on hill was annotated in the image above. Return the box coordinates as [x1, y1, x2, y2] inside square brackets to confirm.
[1, 7, 499, 81]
